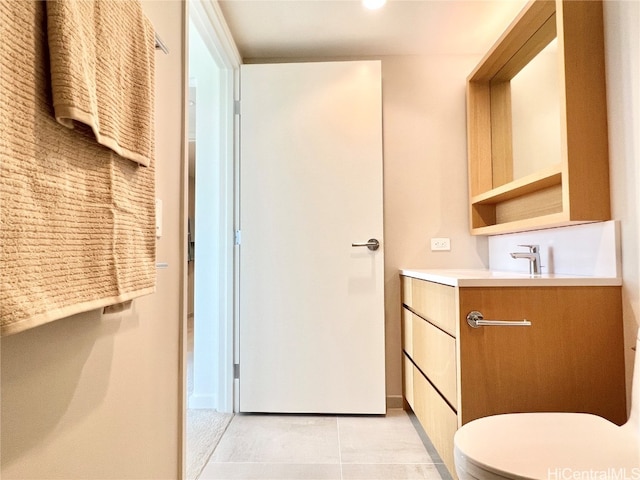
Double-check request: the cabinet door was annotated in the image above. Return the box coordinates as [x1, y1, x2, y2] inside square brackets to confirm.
[458, 286, 626, 425]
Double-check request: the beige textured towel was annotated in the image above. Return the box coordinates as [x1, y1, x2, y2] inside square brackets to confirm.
[46, 0, 155, 167]
[0, 1, 156, 336]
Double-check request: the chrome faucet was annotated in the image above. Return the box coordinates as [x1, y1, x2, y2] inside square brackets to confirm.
[510, 244, 541, 275]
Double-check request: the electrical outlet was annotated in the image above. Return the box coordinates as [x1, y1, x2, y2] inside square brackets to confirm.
[431, 237, 451, 251]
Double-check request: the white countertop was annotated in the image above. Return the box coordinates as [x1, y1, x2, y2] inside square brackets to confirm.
[399, 268, 622, 287]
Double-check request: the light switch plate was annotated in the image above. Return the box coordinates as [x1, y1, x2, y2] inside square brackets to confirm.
[155, 198, 163, 238]
[431, 237, 451, 251]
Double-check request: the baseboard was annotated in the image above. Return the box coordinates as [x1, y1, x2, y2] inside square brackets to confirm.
[386, 394, 404, 409]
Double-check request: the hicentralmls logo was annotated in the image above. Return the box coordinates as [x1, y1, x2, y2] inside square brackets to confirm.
[548, 468, 640, 480]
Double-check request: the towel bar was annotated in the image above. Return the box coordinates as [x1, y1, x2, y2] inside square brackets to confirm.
[155, 33, 169, 54]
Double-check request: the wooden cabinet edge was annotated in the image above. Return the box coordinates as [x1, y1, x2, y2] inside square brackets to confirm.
[470, 215, 603, 236]
[466, 0, 611, 235]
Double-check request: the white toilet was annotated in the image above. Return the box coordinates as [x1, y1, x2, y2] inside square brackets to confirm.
[453, 333, 640, 479]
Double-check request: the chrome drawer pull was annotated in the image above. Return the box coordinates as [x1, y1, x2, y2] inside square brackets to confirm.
[466, 311, 532, 328]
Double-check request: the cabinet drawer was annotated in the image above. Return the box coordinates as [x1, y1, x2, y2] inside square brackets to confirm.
[412, 363, 458, 478]
[402, 276, 456, 336]
[411, 311, 457, 409]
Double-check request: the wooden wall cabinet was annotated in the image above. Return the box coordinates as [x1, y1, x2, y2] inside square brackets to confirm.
[467, 0, 610, 235]
[401, 273, 626, 478]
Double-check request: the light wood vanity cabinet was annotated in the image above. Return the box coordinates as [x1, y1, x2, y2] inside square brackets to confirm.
[401, 274, 626, 478]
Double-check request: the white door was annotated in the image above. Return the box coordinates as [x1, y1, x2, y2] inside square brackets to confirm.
[239, 61, 385, 414]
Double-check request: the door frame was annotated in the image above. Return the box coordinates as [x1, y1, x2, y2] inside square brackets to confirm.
[179, 0, 242, 472]
[188, 0, 240, 413]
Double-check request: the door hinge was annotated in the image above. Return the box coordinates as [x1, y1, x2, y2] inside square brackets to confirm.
[233, 364, 240, 379]
[234, 230, 242, 245]
[234, 100, 241, 116]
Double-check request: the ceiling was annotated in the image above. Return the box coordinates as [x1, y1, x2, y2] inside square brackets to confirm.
[217, 0, 530, 60]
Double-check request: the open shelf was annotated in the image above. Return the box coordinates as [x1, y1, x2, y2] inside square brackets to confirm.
[466, 0, 610, 235]
[471, 164, 561, 205]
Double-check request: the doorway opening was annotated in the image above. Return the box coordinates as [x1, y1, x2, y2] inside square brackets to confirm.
[184, 1, 239, 478]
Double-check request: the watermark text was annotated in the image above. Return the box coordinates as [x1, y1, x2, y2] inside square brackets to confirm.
[548, 468, 640, 480]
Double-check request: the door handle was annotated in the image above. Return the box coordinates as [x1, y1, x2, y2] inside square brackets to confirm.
[351, 238, 380, 251]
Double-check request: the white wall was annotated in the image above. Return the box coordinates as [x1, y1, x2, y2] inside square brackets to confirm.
[381, 55, 488, 403]
[511, 38, 561, 179]
[189, 18, 221, 410]
[0, 1, 185, 478]
[603, 0, 640, 399]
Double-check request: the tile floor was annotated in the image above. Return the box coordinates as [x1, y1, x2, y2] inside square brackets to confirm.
[199, 409, 450, 480]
